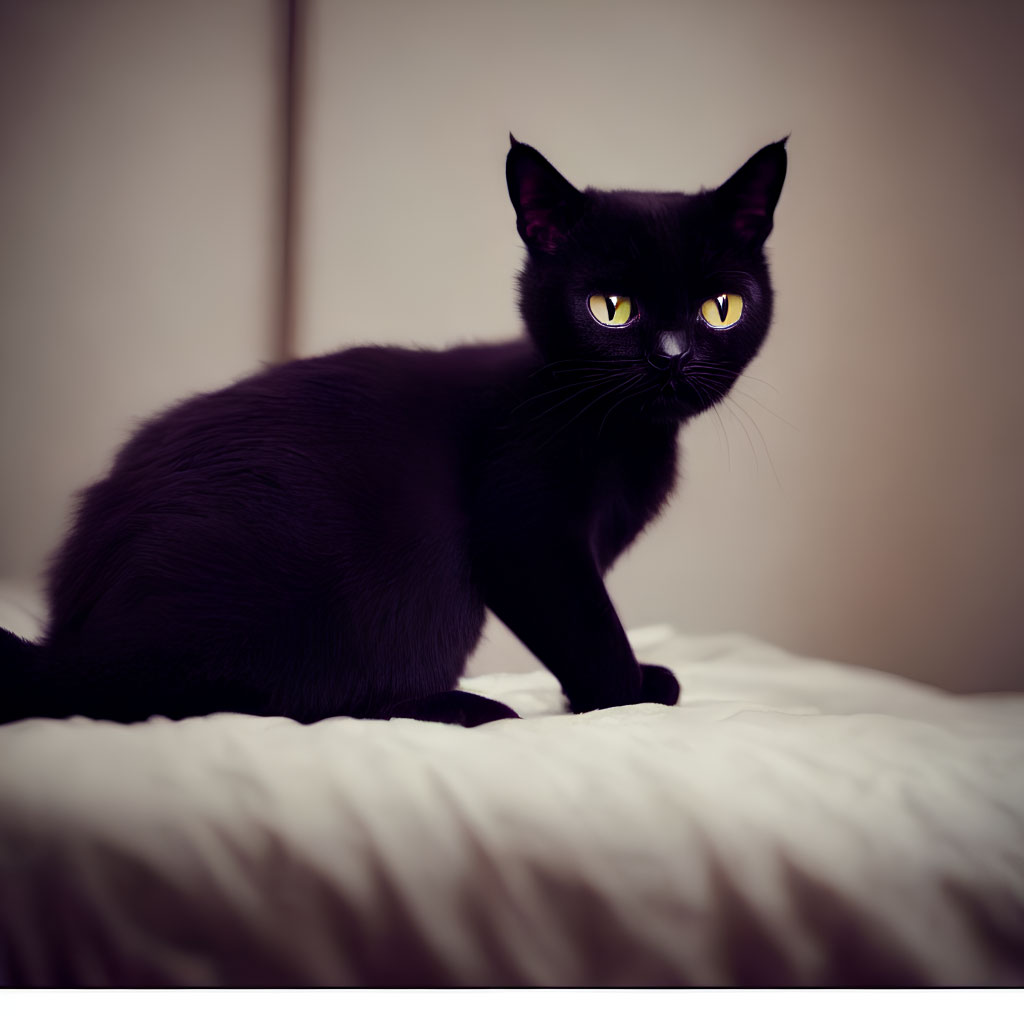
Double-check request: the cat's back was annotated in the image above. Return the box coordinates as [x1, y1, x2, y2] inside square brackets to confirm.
[47, 341, 529, 636]
[74, 343, 495, 509]
[111, 340, 530, 474]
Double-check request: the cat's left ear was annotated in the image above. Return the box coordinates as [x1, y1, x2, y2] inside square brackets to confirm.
[715, 138, 788, 249]
[506, 135, 586, 255]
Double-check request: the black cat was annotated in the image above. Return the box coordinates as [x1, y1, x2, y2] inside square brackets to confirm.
[0, 135, 786, 727]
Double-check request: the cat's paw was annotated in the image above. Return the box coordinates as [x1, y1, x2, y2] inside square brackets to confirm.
[639, 663, 681, 706]
[388, 690, 520, 727]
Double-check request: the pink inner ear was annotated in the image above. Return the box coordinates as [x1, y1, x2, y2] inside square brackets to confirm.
[733, 204, 768, 241]
[523, 209, 565, 253]
[518, 172, 545, 209]
[520, 174, 564, 250]
[512, 153, 580, 252]
[520, 175, 554, 224]
[524, 207, 553, 240]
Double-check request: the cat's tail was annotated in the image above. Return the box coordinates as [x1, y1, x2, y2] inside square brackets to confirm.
[0, 627, 51, 724]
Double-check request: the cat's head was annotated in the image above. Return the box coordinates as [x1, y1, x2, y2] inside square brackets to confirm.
[506, 136, 787, 423]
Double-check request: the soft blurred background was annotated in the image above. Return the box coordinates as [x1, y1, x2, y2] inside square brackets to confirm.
[1, 0, 1022, 692]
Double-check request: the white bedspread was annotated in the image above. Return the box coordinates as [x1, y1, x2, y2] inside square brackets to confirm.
[1, 607, 1023, 986]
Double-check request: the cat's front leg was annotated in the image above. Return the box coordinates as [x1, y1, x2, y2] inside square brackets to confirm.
[480, 542, 679, 713]
[639, 663, 681, 706]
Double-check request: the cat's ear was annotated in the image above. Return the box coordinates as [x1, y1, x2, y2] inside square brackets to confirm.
[715, 138, 788, 248]
[506, 135, 586, 255]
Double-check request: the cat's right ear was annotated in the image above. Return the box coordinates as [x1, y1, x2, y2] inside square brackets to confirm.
[506, 136, 586, 255]
[715, 137, 788, 249]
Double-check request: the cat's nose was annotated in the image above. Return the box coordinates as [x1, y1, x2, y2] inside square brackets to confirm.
[658, 331, 691, 361]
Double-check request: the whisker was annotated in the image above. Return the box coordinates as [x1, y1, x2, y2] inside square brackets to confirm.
[530, 356, 637, 378]
[508, 370, 637, 417]
[723, 400, 759, 466]
[731, 387, 799, 431]
[712, 403, 732, 472]
[551, 364, 638, 378]
[725, 397, 782, 490]
[539, 373, 645, 448]
[735, 372, 780, 394]
[686, 373, 729, 406]
[689, 366, 789, 435]
[640, 379, 670, 415]
[598, 378, 659, 436]
[519, 376, 623, 425]
[688, 363, 780, 397]
[688, 378, 732, 469]
[686, 365, 736, 386]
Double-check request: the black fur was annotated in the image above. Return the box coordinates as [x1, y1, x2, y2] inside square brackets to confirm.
[0, 137, 786, 726]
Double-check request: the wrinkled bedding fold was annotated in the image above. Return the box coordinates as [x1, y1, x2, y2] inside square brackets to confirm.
[1, 612, 1022, 986]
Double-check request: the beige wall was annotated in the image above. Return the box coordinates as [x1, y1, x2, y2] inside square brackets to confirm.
[0, 0, 279, 576]
[2, 0, 1023, 692]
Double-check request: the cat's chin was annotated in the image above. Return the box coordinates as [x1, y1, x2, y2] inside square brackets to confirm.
[637, 375, 726, 426]
[643, 389, 702, 426]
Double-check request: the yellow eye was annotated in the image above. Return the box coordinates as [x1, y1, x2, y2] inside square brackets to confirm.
[699, 293, 744, 329]
[588, 294, 634, 327]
